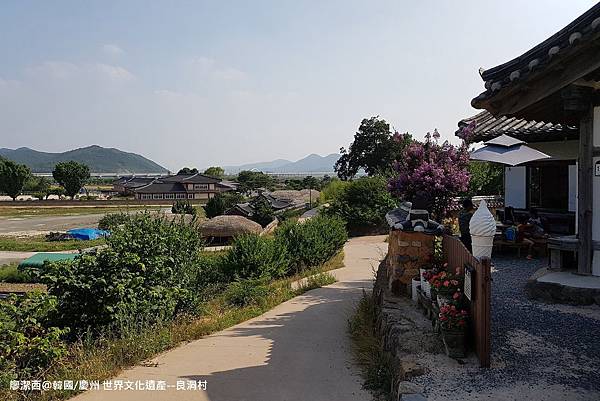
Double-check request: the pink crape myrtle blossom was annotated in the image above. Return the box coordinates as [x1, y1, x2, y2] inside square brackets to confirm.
[388, 130, 471, 219]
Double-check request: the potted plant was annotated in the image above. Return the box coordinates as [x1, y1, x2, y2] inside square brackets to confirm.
[421, 269, 433, 298]
[439, 304, 468, 358]
[429, 269, 463, 307]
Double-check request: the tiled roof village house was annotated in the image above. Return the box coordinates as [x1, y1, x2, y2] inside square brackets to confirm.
[226, 192, 305, 218]
[459, 3, 600, 280]
[114, 173, 232, 201]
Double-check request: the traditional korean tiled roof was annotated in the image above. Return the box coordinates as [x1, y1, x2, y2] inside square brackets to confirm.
[161, 173, 220, 184]
[456, 110, 578, 143]
[122, 177, 156, 189]
[134, 182, 187, 194]
[472, 3, 600, 108]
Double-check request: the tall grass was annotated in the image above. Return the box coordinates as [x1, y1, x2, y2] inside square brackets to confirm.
[0, 252, 343, 401]
[348, 291, 395, 400]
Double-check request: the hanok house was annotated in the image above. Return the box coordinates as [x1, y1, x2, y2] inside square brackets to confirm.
[226, 192, 305, 218]
[463, 3, 600, 284]
[112, 176, 157, 195]
[132, 173, 228, 201]
[457, 111, 578, 235]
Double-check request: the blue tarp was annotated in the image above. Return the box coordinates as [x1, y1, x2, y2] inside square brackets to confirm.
[67, 228, 109, 240]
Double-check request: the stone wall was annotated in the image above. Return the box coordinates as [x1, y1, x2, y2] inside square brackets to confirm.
[374, 261, 443, 401]
[386, 230, 435, 296]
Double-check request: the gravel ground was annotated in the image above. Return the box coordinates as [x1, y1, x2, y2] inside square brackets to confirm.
[412, 254, 600, 401]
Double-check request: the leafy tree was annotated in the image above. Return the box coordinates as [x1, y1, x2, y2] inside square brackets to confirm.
[24, 176, 51, 198]
[302, 176, 319, 190]
[52, 161, 90, 199]
[171, 200, 197, 216]
[467, 161, 503, 196]
[318, 178, 349, 204]
[237, 171, 274, 194]
[388, 130, 470, 219]
[177, 167, 199, 175]
[250, 196, 275, 227]
[205, 192, 245, 218]
[325, 176, 397, 229]
[0, 160, 31, 200]
[334, 116, 412, 180]
[203, 166, 225, 178]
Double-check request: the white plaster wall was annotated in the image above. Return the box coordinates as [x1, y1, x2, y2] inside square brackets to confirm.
[568, 164, 577, 212]
[505, 166, 526, 209]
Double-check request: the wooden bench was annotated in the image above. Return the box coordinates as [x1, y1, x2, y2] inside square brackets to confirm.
[493, 239, 531, 257]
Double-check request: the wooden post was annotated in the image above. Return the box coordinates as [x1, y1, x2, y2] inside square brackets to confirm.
[578, 107, 594, 275]
[478, 257, 491, 368]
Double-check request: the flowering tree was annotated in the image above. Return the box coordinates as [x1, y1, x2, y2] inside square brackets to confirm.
[387, 129, 470, 219]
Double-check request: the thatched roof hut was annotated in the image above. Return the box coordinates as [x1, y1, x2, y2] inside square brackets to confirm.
[271, 189, 320, 204]
[199, 215, 262, 238]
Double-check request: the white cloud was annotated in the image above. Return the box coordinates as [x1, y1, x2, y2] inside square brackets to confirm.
[213, 66, 246, 81]
[102, 44, 125, 56]
[187, 57, 247, 82]
[94, 64, 135, 81]
[25, 61, 79, 80]
[0, 57, 317, 170]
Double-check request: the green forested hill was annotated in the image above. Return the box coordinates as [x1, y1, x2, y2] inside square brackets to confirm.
[0, 145, 168, 173]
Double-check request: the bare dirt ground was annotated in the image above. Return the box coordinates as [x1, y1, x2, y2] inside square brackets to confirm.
[0, 214, 105, 235]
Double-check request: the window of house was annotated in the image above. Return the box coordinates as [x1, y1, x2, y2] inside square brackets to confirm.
[188, 193, 194, 199]
[193, 184, 209, 190]
[164, 193, 175, 199]
[153, 194, 163, 199]
[527, 163, 570, 210]
[176, 193, 186, 199]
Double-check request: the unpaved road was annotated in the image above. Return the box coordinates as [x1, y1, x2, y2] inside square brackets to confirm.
[73, 235, 388, 401]
[0, 214, 104, 235]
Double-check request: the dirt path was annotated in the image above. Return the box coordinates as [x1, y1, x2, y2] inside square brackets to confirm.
[0, 214, 104, 235]
[73, 235, 388, 401]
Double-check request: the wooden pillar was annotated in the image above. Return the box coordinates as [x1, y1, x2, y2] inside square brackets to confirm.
[577, 107, 594, 275]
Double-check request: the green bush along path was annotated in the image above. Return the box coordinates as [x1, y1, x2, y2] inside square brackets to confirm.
[74, 235, 388, 401]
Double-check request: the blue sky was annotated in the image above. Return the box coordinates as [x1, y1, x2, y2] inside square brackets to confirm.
[0, 0, 596, 170]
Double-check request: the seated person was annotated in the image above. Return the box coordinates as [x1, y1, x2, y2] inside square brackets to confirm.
[503, 206, 515, 225]
[458, 198, 474, 252]
[527, 209, 548, 239]
[516, 216, 535, 259]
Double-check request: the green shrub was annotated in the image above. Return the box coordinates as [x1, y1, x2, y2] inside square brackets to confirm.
[325, 176, 397, 229]
[171, 200, 197, 216]
[319, 178, 349, 204]
[40, 212, 204, 336]
[249, 197, 275, 227]
[204, 192, 244, 218]
[303, 272, 336, 291]
[0, 264, 32, 283]
[0, 292, 69, 385]
[224, 234, 288, 280]
[223, 278, 271, 307]
[276, 215, 347, 273]
[97, 212, 130, 230]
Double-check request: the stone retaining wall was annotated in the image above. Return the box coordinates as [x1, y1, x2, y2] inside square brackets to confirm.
[374, 260, 443, 400]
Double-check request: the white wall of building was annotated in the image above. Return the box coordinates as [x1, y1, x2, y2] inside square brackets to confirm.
[504, 166, 526, 209]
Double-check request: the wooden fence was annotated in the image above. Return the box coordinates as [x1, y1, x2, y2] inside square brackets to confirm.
[442, 234, 491, 368]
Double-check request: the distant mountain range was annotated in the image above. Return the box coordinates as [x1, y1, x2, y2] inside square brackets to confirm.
[0, 145, 168, 174]
[224, 153, 340, 174]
